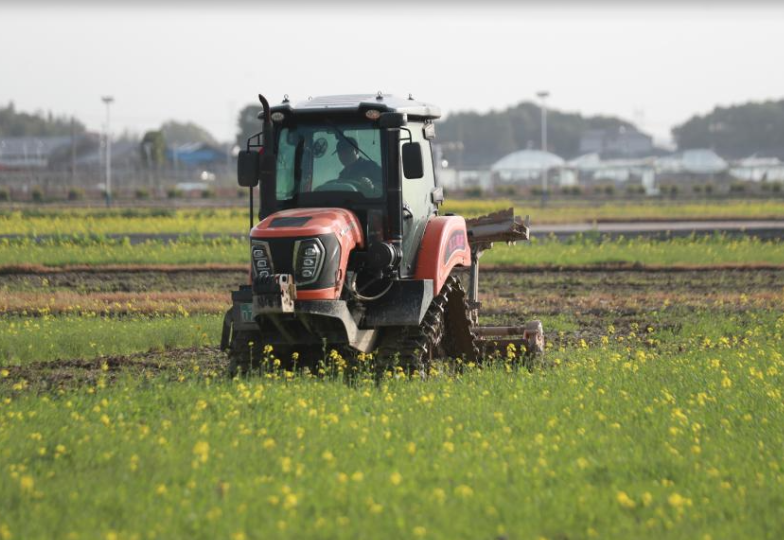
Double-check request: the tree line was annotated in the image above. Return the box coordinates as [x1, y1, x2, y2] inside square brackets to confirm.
[672, 99, 784, 159]
[5, 97, 783, 166]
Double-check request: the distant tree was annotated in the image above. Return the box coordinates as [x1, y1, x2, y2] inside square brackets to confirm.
[160, 120, 218, 146]
[0, 102, 86, 137]
[140, 130, 167, 167]
[236, 104, 263, 148]
[672, 100, 784, 158]
[436, 101, 635, 167]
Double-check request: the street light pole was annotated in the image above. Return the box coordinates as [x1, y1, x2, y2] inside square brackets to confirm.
[536, 91, 550, 206]
[101, 96, 114, 206]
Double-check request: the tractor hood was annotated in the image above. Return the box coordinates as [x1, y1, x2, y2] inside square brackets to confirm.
[250, 208, 364, 246]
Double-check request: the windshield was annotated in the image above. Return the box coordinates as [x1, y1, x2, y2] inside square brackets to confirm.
[276, 123, 384, 202]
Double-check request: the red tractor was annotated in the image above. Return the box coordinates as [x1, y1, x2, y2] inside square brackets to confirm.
[221, 93, 543, 375]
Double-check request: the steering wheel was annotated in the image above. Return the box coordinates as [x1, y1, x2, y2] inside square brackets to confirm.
[314, 179, 359, 193]
[340, 176, 376, 196]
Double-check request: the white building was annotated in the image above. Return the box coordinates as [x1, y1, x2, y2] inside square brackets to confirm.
[490, 149, 566, 184]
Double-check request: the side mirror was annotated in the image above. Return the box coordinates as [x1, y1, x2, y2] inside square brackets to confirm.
[379, 112, 408, 128]
[237, 150, 260, 187]
[402, 142, 424, 179]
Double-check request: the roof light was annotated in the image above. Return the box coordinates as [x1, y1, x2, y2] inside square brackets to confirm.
[365, 109, 381, 120]
[271, 112, 285, 122]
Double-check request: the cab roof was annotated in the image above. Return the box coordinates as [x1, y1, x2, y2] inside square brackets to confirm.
[270, 94, 441, 120]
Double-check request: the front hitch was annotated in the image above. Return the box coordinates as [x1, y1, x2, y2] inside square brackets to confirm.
[253, 274, 296, 314]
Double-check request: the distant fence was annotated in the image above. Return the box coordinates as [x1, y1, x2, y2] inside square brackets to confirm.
[0, 165, 237, 196]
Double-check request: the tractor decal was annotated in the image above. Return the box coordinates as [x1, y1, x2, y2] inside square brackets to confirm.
[444, 229, 467, 264]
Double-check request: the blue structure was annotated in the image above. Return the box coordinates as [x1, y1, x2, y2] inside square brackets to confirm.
[167, 143, 228, 168]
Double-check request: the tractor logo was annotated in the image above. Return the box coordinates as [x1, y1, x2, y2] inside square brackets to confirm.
[444, 230, 467, 263]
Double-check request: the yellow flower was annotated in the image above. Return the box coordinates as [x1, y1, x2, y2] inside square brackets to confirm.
[454, 485, 474, 498]
[19, 475, 34, 493]
[351, 471, 364, 482]
[390, 472, 402, 486]
[616, 491, 636, 509]
[283, 493, 298, 510]
[193, 441, 210, 463]
[322, 450, 335, 462]
[668, 493, 692, 508]
[443, 441, 455, 453]
[369, 502, 383, 514]
[413, 526, 427, 537]
[721, 376, 732, 388]
[155, 484, 167, 496]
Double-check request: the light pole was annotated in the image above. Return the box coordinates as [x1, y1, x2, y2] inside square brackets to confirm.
[536, 90, 550, 206]
[101, 96, 114, 206]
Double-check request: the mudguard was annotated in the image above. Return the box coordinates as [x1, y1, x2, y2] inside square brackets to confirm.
[414, 216, 471, 295]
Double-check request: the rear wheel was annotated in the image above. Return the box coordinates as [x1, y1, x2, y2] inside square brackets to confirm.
[375, 275, 478, 378]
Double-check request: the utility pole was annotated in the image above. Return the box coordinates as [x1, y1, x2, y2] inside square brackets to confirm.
[70, 117, 76, 186]
[536, 91, 550, 206]
[101, 96, 114, 206]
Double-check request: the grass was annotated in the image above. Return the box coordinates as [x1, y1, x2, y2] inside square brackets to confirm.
[0, 314, 220, 365]
[2, 233, 784, 267]
[483, 233, 784, 267]
[2, 200, 784, 235]
[1, 309, 783, 539]
[0, 312, 584, 367]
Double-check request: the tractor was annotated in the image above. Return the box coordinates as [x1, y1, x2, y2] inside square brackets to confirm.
[221, 93, 543, 375]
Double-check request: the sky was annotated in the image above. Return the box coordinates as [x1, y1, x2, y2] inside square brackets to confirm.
[2, 2, 784, 147]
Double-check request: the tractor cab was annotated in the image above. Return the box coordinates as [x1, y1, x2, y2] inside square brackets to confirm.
[239, 94, 444, 281]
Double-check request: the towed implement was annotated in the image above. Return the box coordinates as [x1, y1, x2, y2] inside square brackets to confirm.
[221, 93, 544, 375]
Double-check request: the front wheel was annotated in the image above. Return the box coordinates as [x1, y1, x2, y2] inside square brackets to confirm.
[227, 330, 264, 377]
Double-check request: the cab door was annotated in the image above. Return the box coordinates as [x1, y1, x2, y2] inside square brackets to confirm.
[399, 122, 437, 278]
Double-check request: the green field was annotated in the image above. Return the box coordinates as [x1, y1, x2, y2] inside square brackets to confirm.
[1, 308, 783, 539]
[0, 315, 217, 365]
[2, 233, 784, 267]
[2, 203, 784, 539]
[2, 199, 784, 235]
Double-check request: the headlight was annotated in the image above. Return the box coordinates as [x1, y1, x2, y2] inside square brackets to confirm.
[293, 238, 325, 285]
[251, 241, 273, 279]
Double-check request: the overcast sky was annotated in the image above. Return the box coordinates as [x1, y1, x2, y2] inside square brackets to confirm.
[2, 2, 783, 146]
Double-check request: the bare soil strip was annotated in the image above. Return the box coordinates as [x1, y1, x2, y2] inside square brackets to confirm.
[4, 347, 227, 390]
[0, 263, 247, 275]
[0, 291, 227, 316]
[3, 262, 784, 276]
